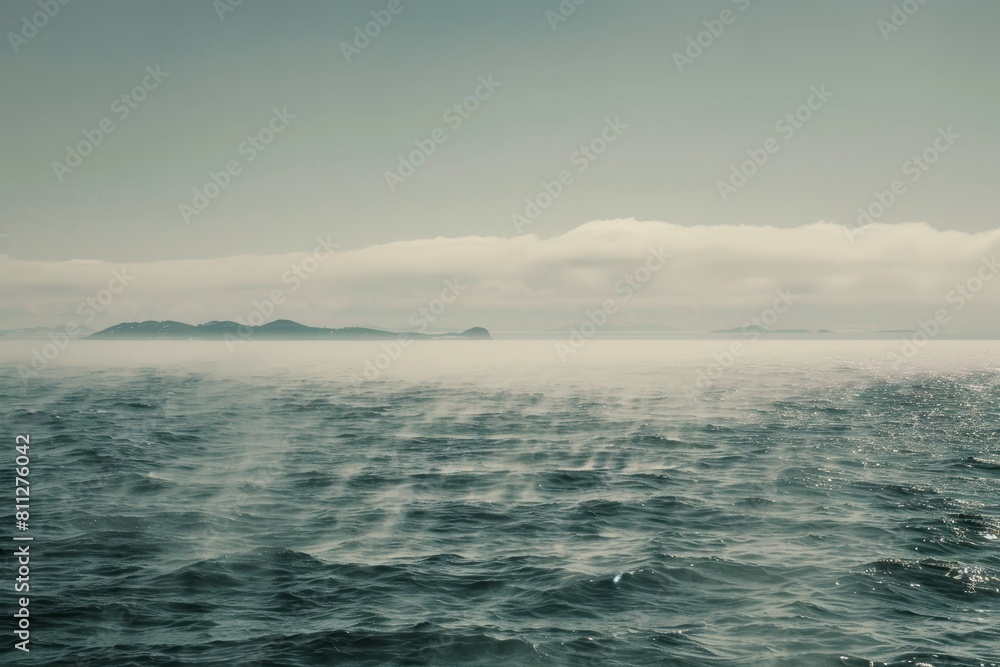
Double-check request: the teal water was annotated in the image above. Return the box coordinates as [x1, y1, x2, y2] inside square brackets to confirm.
[2, 340, 999, 665]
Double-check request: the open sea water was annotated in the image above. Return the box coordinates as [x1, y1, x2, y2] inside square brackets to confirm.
[1, 339, 999, 666]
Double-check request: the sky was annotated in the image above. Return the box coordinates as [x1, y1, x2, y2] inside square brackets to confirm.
[1, 0, 999, 331]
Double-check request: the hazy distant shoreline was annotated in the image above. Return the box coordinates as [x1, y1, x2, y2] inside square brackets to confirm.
[80, 319, 492, 341]
[4, 326, 1000, 341]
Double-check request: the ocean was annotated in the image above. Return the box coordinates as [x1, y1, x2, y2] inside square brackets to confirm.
[1, 339, 999, 666]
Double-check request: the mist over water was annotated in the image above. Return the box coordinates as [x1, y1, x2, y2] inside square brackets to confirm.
[2, 340, 999, 665]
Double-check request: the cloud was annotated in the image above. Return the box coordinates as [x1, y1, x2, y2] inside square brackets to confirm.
[2, 219, 999, 332]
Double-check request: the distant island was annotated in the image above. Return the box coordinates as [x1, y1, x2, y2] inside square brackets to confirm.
[87, 319, 492, 341]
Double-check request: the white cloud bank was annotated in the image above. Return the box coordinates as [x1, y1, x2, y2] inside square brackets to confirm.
[2, 219, 1000, 332]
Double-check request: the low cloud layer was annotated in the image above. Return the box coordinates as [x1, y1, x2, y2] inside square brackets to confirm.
[2, 219, 1000, 333]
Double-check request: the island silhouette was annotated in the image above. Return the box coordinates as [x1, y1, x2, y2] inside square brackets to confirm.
[88, 319, 492, 341]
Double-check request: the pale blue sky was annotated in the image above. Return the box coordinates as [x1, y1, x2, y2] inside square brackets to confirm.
[1, 0, 997, 263]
